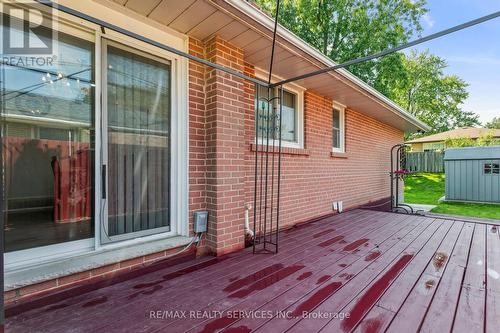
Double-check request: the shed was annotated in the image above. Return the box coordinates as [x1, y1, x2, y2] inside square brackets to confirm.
[444, 146, 500, 203]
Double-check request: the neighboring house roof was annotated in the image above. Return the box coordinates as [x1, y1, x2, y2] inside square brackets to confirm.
[406, 127, 500, 144]
[102, 0, 429, 133]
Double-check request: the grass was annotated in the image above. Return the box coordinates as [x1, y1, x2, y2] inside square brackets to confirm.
[431, 202, 500, 220]
[404, 173, 445, 205]
[404, 172, 500, 221]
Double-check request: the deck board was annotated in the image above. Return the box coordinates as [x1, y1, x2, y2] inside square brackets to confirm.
[383, 221, 464, 332]
[317, 219, 453, 333]
[485, 224, 500, 333]
[118, 210, 403, 333]
[229, 214, 426, 333]
[416, 222, 475, 333]
[453, 223, 486, 332]
[5, 210, 499, 333]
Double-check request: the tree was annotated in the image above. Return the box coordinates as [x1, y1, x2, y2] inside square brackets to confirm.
[445, 132, 500, 148]
[254, 0, 480, 134]
[390, 51, 480, 134]
[485, 117, 500, 129]
[254, 0, 427, 95]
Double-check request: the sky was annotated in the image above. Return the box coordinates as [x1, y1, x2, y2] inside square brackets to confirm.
[408, 0, 500, 125]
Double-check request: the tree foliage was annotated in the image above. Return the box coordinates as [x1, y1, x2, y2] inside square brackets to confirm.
[390, 51, 479, 134]
[254, 0, 480, 134]
[444, 132, 500, 148]
[485, 117, 500, 129]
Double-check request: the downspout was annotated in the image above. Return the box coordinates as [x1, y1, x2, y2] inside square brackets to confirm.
[245, 203, 254, 239]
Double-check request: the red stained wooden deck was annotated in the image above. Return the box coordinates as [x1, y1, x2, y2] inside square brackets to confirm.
[6, 209, 500, 333]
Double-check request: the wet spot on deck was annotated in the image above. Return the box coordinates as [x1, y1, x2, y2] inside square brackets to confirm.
[432, 252, 448, 271]
[297, 272, 313, 281]
[316, 275, 331, 284]
[487, 268, 500, 279]
[339, 240, 348, 244]
[319, 236, 344, 248]
[228, 265, 305, 298]
[339, 263, 348, 268]
[360, 315, 385, 333]
[313, 228, 335, 238]
[199, 315, 238, 333]
[81, 296, 108, 308]
[133, 280, 163, 289]
[365, 251, 381, 262]
[291, 281, 343, 317]
[425, 279, 436, 289]
[224, 264, 284, 292]
[224, 326, 252, 333]
[45, 302, 71, 311]
[340, 254, 413, 332]
[343, 238, 369, 252]
[285, 223, 314, 233]
[162, 257, 229, 281]
[132, 258, 228, 290]
[339, 273, 354, 280]
[142, 285, 162, 295]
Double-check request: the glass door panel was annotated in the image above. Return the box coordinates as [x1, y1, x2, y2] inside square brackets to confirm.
[1, 21, 95, 252]
[103, 40, 171, 241]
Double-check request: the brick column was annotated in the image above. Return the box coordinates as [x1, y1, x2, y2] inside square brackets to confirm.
[204, 36, 247, 255]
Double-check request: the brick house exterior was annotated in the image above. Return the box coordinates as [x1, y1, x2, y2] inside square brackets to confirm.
[3, 0, 425, 307]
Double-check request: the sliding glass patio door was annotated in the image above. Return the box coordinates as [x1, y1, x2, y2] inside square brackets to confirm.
[101, 39, 171, 242]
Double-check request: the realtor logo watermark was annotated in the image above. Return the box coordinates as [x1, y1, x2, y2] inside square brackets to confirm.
[0, 0, 57, 57]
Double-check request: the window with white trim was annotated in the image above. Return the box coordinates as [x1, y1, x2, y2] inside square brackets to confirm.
[332, 106, 345, 153]
[255, 85, 304, 148]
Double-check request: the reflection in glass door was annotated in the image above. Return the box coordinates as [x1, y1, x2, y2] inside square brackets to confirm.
[1, 19, 95, 252]
[102, 40, 171, 241]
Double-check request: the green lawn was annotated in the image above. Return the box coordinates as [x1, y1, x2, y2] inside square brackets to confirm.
[404, 173, 445, 205]
[431, 202, 500, 220]
[404, 172, 500, 220]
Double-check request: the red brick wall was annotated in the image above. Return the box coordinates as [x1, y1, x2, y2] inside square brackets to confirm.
[274, 91, 402, 226]
[188, 36, 403, 252]
[242, 87, 402, 232]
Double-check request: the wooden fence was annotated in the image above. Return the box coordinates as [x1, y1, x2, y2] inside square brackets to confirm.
[405, 151, 444, 173]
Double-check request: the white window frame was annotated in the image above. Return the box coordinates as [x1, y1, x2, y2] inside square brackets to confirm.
[254, 69, 304, 149]
[332, 103, 346, 153]
[4, 1, 189, 271]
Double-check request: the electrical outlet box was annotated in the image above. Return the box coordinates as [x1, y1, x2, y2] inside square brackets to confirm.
[332, 201, 344, 213]
[193, 211, 208, 233]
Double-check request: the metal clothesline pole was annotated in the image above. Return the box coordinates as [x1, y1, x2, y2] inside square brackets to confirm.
[270, 10, 500, 88]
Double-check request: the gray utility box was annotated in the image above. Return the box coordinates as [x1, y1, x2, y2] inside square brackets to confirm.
[444, 146, 500, 203]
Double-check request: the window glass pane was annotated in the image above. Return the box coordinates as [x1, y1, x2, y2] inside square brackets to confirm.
[333, 129, 340, 148]
[484, 163, 492, 174]
[106, 44, 171, 237]
[282, 90, 295, 109]
[280, 103, 296, 142]
[256, 87, 296, 143]
[333, 109, 340, 129]
[333, 109, 341, 149]
[493, 163, 499, 174]
[279, 90, 296, 142]
[1, 24, 95, 252]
